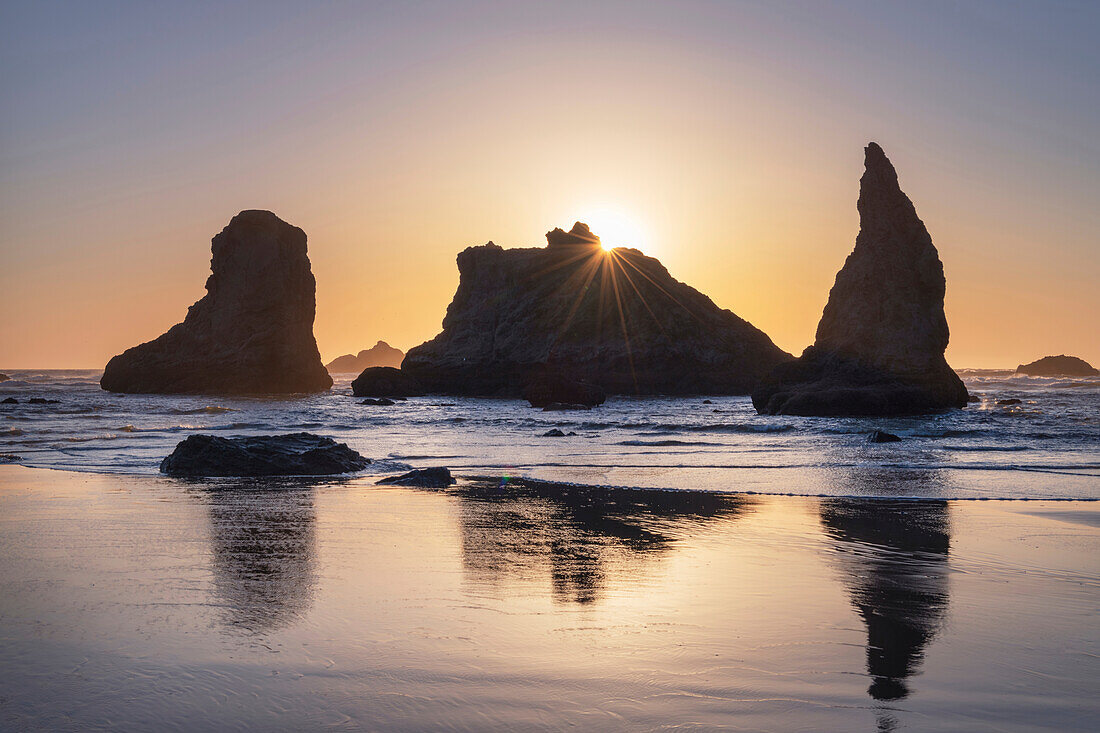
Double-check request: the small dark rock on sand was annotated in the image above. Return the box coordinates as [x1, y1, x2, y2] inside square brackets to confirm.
[360, 398, 396, 406]
[160, 433, 370, 477]
[377, 467, 455, 488]
[997, 398, 1022, 406]
[869, 430, 902, 443]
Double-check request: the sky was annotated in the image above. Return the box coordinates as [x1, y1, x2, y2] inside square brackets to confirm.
[1, 0, 1097, 369]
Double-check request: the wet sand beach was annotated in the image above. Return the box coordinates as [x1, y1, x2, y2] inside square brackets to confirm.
[1, 465, 1096, 731]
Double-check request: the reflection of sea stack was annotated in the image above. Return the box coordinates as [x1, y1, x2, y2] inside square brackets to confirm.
[455, 480, 752, 605]
[204, 484, 318, 632]
[101, 210, 332, 394]
[402, 223, 790, 396]
[820, 498, 950, 701]
[753, 144, 968, 415]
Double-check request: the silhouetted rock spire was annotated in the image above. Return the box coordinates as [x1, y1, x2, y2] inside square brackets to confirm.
[753, 144, 968, 415]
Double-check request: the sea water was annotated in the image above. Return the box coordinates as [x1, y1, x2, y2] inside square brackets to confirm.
[1, 369, 1096, 499]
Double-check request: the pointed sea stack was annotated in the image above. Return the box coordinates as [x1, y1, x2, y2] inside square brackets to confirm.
[101, 210, 333, 394]
[753, 143, 968, 415]
[401, 222, 790, 396]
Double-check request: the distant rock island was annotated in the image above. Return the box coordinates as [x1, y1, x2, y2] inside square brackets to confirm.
[401, 222, 791, 396]
[1015, 355, 1098, 377]
[326, 341, 404, 373]
[101, 210, 332, 394]
[753, 143, 969, 416]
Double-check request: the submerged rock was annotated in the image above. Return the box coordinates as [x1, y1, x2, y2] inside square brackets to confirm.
[402, 222, 790, 397]
[542, 402, 591, 412]
[160, 433, 369, 477]
[1, 397, 18, 404]
[0, 373, 9, 382]
[27, 398, 60, 404]
[351, 366, 424, 398]
[326, 341, 405, 373]
[360, 397, 396, 406]
[543, 428, 567, 437]
[996, 398, 1022, 406]
[868, 430, 902, 443]
[753, 144, 969, 416]
[967, 394, 981, 403]
[1015, 355, 1098, 377]
[524, 373, 606, 408]
[101, 210, 332, 395]
[377, 467, 455, 488]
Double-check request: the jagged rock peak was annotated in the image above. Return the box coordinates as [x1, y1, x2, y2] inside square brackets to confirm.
[752, 144, 968, 416]
[100, 210, 332, 394]
[546, 222, 600, 248]
[402, 223, 791, 396]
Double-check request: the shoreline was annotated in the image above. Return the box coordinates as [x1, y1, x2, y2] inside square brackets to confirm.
[2, 463, 1097, 504]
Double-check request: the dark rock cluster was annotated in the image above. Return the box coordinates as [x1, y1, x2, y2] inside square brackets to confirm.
[160, 433, 369, 477]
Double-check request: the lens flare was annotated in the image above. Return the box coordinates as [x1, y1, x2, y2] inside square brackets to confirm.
[573, 206, 648, 252]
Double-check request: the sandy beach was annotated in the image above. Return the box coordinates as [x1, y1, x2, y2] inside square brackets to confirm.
[1, 464, 1096, 731]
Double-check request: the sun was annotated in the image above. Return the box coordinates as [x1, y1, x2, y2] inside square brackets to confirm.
[574, 206, 648, 252]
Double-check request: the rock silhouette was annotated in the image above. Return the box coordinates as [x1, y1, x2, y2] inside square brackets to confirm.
[351, 366, 425, 397]
[402, 222, 790, 396]
[326, 341, 405, 373]
[753, 144, 968, 416]
[101, 210, 332, 394]
[160, 433, 369, 477]
[1015, 355, 1098, 377]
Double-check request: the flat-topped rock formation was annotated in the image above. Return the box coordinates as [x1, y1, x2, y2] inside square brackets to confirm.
[160, 433, 369, 477]
[101, 210, 332, 394]
[402, 222, 790, 396]
[1015, 355, 1098, 377]
[753, 143, 968, 416]
[326, 341, 405, 373]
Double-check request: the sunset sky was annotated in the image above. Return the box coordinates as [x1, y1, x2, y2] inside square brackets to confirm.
[2, 0, 1097, 369]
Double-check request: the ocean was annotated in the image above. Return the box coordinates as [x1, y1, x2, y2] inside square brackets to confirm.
[2, 370, 1098, 731]
[2, 369, 1097, 499]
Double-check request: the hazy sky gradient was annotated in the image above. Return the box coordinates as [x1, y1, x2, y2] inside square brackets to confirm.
[2, 0, 1097, 368]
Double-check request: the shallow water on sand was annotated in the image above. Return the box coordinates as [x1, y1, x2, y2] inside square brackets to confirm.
[1, 466, 1097, 731]
[1, 369, 1098, 499]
